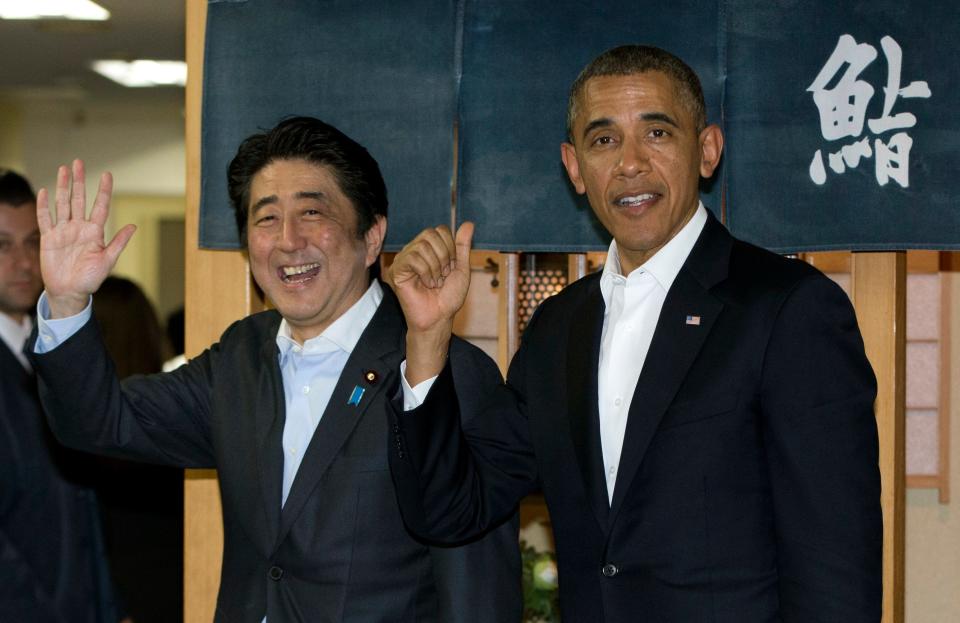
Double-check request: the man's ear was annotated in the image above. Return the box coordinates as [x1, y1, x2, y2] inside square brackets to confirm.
[699, 124, 724, 178]
[560, 142, 586, 195]
[364, 215, 387, 267]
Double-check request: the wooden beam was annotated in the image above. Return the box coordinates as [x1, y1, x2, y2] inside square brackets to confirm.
[184, 1, 264, 620]
[851, 252, 906, 623]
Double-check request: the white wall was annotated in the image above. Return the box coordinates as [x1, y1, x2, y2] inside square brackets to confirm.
[17, 95, 185, 197]
[0, 94, 186, 315]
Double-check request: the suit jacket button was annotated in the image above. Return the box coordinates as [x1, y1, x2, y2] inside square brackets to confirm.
[601, 563, 619, 577]
[268, 566, 284, 581]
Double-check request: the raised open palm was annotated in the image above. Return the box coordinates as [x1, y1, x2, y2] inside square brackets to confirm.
[36, 160, 136, 317]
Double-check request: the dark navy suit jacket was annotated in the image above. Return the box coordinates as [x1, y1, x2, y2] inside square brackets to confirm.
[391, 213, 883, 623]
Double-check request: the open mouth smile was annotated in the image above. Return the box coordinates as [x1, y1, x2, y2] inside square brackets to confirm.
[615, 192, 659, 207]
[279, 262, 321, 283]
[613, 192, 661, 214]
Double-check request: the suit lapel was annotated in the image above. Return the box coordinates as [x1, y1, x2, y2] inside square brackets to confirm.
[566, 277, 610, 531]
[275, 291, 404, 545]
[608, 214, 732, 520]
[255, 326, 285, 548]
[2, 326, 34, 390]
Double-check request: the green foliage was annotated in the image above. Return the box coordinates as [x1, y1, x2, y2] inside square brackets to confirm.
[520, 540, 560, 622]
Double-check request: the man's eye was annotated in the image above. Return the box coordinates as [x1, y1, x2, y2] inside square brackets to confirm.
[649, 128, 668, 139]
[593, 135, 615, 146]
[254, 215, 276, 225]
[0, 240, 10, 252]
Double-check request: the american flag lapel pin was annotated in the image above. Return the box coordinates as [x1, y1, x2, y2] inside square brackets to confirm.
[685, 315, 701, 326]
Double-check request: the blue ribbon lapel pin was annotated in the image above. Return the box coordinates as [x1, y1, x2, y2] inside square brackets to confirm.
[347, 385, 365, 406]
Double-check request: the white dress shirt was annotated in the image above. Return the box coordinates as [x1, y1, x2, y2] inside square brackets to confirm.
[0, 311, 33, 371]
[597, 203, 706, 502]
[275, 280, 382, 506]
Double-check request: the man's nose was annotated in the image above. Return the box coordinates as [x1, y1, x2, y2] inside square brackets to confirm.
[278, 218, 306, 250]
[11, 243, 39, 271]
[616, 138, 650, 177]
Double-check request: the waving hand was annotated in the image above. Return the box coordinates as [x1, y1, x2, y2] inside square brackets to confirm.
[36, 160, 136, 318]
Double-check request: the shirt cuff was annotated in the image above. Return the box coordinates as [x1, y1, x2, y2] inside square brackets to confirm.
[34, 291, 93, 353]
[399, 360, 438, 411]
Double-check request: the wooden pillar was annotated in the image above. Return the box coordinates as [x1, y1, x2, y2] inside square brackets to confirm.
[184, 1, 263, 620]
[496, 252, 519, 375]
[851, 252, 906, 623]
[568, 253, 587, 282]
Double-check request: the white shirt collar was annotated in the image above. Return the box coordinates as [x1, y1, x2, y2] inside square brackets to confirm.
[0, 311, 33, 370]
[276, 280, 383, 359]
[600, 202, 708, 305]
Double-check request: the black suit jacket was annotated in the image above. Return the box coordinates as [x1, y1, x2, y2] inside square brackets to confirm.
[391, 213, 882, 623]
[30, 287, 521, 623]
[1, 335, 120, 623]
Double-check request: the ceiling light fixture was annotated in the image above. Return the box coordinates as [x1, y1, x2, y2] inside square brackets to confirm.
[0, 0, 110, 20]
[91, 60, 188, 88]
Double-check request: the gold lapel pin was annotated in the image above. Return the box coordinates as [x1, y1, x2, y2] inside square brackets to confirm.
[364, 370, 378, 385]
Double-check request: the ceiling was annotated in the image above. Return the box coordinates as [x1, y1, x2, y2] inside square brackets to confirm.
[0, 0, 185, 105]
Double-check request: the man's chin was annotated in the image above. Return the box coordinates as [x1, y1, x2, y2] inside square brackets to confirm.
[0, 294, 40, 315]
[272, 297, 328, 324]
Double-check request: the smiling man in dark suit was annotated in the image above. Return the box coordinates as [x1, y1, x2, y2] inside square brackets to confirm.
[27, 117, 520, 623]
[388, 45, 882, 622]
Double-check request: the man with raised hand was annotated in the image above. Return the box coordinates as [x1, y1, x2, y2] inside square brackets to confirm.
[388, 45, 882, 622]
[28, 117, 520, 623]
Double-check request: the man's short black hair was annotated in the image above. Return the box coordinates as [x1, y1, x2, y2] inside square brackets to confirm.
[0, 169, 36, 207]
[566, 45, 707, 140]
[227, 116, 388, 246]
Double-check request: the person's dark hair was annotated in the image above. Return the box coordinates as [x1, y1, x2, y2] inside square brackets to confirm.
[92, 276, 171, 379]
[566, 45, 707, 140]
[227, 116, 388, 246]
[0, 169, 36, 206]
[165, 307, 185, 355]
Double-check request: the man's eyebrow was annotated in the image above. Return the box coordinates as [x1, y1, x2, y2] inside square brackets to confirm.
[250, 195, 278, 214]
[581, 117, 613, 140]
[296, 191, 326, 202]
[639, 112, 680, 128]
[250, 190, 327, 215]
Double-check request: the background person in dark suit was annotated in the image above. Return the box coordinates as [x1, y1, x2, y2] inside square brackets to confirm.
[0, 169, 125, 623]
[388, 45, 882, 622]
[27, 117, 521, 623]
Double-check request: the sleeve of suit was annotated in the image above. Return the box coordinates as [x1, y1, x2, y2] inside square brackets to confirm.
[389, 334, 539, 545]
[760, 274, 882, 622]
[28, 314, 218, 468]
